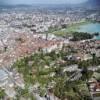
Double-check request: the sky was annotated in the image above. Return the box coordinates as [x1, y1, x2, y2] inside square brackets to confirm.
[0, 0, 88, 5]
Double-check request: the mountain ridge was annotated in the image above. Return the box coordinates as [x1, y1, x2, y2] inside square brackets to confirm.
[0, 0, 100, 8]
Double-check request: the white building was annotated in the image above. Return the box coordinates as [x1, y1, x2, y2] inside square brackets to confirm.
[0, 69, 8, 87]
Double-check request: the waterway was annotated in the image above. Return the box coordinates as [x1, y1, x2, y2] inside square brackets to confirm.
[76, 23, 100, 40]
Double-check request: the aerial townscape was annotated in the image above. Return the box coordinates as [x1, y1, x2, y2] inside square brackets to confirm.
[0, 0, 100, 100]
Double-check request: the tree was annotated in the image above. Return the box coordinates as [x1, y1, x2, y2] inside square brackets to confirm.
[81, 66, 93, 81]
[0, 89, 5, 99]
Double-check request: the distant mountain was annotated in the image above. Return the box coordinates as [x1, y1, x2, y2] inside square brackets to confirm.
[0, 0, 100, 9]
[86, 0, 100, 7]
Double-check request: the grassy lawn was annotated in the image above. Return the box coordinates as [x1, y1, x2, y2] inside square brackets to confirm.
[52, 21, 91, 36]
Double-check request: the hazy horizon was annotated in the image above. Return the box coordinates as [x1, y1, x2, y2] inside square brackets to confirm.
[0, 0, 88, 5]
